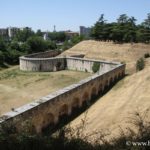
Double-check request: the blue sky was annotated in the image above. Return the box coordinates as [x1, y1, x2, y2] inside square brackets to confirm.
[0, 0, 149, 31]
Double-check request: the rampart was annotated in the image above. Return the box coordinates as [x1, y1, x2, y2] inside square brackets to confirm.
[0, 51, 126, 134]
[20, 51, 118, 73]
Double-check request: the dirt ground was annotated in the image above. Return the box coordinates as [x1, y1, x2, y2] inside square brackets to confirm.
[0, 66, 91, 115]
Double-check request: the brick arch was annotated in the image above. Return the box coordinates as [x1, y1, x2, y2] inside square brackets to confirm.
[118, 72, 122, 78]
[56, 62, 62, 71]
[106, 79, 110, 86]
[91, 86, 97, 98]
[98, 83, 104, 94]
[109, 77, 114, 85]
[121, 70, 125, 77]
[42, 112, 55, 130]
[104, 79, 109, 90]
[114, 72, 119, 81]
[72, 97, 80, 108]
[82, 92, 90, 102]
[81, 91, 90, 106]
[59, 104, 69, 116]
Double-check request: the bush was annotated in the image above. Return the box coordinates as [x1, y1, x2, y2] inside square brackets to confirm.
[92, 62, 100, 73]
[136, 58, 145, 71]
[144, 53, 150, 58]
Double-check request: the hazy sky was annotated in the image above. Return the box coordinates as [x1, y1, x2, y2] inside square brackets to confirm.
[0, 0, 149, 31]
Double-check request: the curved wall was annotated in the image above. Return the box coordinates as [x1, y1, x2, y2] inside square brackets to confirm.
[0, 51, 126, 134]
[20, 51, 120, 73]
[20, 51, 65, 72]
[0, 64, 125, 134]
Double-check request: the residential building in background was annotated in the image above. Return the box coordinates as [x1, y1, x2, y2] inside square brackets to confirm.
[8, 27, 20, 39]
[64, 30, 79, 38]
[0, 28, 8, 38]
[0, 26, 31, 39]
[43, 32, 49, 40]
[79, 26, 91, 37]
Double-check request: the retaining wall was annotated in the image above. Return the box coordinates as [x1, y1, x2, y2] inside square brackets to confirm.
[0, 51, 126, 134]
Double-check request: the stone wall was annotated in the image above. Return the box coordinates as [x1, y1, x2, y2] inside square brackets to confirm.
[66, 57, 118, 73]
[20, 57, 66, 72]
[26, 50, 60, 58]
[0, 51, 126, 134]
[20, 51, 121, 73]
[0, 62, 125, 134]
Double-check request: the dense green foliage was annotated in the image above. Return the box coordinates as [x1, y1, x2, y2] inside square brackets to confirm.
[0, 28, 84, 67]
[1, 13, 150, 67]
[136, 58, 145, 71]
[92, 13, 150, 43]
[92, 62, 100, 73]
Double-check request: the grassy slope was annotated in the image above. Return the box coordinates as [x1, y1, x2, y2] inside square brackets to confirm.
[61, 41, 150, 138]
[0, 66, 91, 115]
[62, 40, 150, 74]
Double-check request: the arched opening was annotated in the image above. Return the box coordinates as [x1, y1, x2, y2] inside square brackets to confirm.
[71, 97, 82, 117]
[59, 104, 69, 123]
[56, 62, 62, 71]
[39, 64, 42, 71]
[121, 71, 124, 78]
[59, 104, 69, 116]
[82, 92, 90, 107]
[109, 77, 114, 86]
[72, 98, 80, 108]
[91, 87, 97, 100]
[41, 113, 55, 134]
[114, 75, 118, 83]
[118, 72, 122, 79]
[104, 80, 109, 92]
[98, 84, 103, 95]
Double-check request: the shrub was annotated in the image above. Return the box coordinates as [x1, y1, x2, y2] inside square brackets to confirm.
[92, 62, 100, 73]
[136, 58, 145, 71]
[144, 53, 150, 58]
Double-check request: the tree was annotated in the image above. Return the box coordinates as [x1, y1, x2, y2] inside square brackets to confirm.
[92, 62, 100, 73]
[117, 14, 129, 24]
[14, 28, 34, 42]
[19, 43, 31, 53]
[142, 13, 150, 29]
[136, 58, 145, 71]
[48, 32, 66, 42]
[0, 38, 7, 52]
[0, 51, 5, 65]
[5, 48, 22, 64]
[91, 14, 108, 40]
[36, 29, 43, 37]
[46, 41, 57, 50]
[27, 36, 49, 53]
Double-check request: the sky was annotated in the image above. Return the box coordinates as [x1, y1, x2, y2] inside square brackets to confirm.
[0, 0, 149, 32]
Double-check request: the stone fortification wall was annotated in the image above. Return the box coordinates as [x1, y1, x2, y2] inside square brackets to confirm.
[20, 51, 121, 73]
[20, 57, 66, 72]
[26, 50, 60, 58]
[0, 62, 125, 134]
[66, 57, 118, 73]
[0, 51, 125, 134]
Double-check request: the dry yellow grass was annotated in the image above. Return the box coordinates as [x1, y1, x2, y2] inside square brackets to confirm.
[61, 41, 150, 139]
[62, 40, 150, 74]
[70, 59, 150, 139]
[0, 66, 91, 115]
